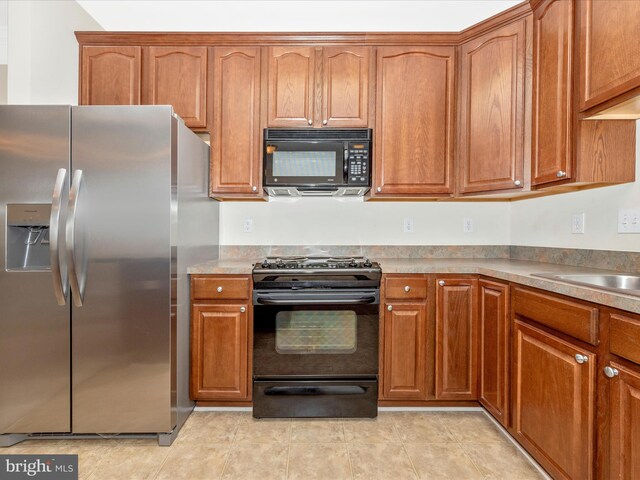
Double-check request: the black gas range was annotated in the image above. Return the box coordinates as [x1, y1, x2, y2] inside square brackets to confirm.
[251, 256, 381, 419]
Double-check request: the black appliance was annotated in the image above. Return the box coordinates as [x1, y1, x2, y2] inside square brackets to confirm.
[262, 129, 372, 197]
[252, 256, 381, 418]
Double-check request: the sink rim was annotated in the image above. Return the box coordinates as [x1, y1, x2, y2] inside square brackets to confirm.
[530, 272, 640, 298]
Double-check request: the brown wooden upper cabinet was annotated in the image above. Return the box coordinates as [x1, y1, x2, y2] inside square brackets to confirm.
[578, 0, 640, 113]
[267, 46, 370, 128]
[209, 47, 262, 196]
[458, 18, 528, 194]
[374, 46, 455, 196]
[143, 46, 208, 129]
[80, 46, 141, 106]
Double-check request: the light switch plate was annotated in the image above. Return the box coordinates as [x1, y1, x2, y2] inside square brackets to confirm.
[403, 218, 414, 233]
[463, 218, 473, 233]
[618, 209, 640, 233]
[243, 218, 253, 233]
[572, 213, 585, 234]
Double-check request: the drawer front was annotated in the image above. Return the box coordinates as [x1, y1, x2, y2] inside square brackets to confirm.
[512, 286, 599, 345]
[385, 276, 428, 300]
[610, 312, 640, 365]
[192, 276, 250, 300]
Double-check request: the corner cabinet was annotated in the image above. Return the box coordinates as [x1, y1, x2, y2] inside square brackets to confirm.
[190, 275, 252, 402]
[458, 18, 529, 194]
[80, 46, 141, 106]
[374, 46, 455, 196]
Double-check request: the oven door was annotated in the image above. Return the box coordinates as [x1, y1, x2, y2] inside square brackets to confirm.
[263, 141, 346, 187]
[252, 289, 379, 379]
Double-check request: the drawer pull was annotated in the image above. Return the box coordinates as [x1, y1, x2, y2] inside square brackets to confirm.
[438, 280, 445, 286]
[404, 286, 411, 292]
[575, 354, 589, 364]
[387, 305, 393, 311]
[604, 366, 619, 378]
[216, 286, 223, 293]
[240, 306, 246, 313]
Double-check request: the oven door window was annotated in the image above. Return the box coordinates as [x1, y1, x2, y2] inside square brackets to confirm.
[275, 310, 357, 354]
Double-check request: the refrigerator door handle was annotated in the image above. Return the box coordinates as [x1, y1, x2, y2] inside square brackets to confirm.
[50, 168, 68, 305]
[67, 169, 84, 307]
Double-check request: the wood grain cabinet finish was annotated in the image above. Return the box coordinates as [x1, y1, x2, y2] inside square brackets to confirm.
[479, 279, 510, 427]
[531, 0, 574, 186]
[459, 19, 527, 194]
[512, 320, 595, 480]
[144, 46, 207, 129]
[435, 277, 478, 400]
[578, 0, 640, 112]
[381, 302, 428, 400]
[374, 46, 455, 195]
[190, 303, 250, 401]
[606, 362, 640, 480]
[210, 47, 262, 196]
[80, 46, 141, 106]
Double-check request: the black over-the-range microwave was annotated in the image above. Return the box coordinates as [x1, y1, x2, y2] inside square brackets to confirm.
[262, 128, 372, 197]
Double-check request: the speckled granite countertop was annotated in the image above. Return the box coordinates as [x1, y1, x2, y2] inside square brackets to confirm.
[188, 258, 640, 314]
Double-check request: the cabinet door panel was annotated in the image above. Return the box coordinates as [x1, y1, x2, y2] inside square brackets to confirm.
[609, 362, 640, 480]
[375, 47, 455, 195]
[322, 47, 370, 127]
[532, 0, 573, 185]
[210, 47, 262, 195]
[579, 0, 640, 111]
[512, 320, 595, 480]
[459, 19, 526, 193]
[479, 280, 509, 427]
[268, 47, 315, 127]
[435, 278, 478, 400]
[81, 46, 141, 106]
[191, 304, 249, 400]
[145, 46, 207, 128]
[381, 302, 428, 400]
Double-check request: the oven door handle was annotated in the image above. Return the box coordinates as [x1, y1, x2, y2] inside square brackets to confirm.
[255, 295, 377, 305]
[264, 386, 367, 396]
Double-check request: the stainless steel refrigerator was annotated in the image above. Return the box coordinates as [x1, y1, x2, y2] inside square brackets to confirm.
[0, 105, 219, 446]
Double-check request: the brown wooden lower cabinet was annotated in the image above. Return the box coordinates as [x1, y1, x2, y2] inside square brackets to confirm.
[478, 279, 510, 427]
[512, 319, 595, 480]
[435, 277, 478, 400]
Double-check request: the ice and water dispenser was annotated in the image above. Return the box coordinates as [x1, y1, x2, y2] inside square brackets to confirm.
[6, 204, 51, 271]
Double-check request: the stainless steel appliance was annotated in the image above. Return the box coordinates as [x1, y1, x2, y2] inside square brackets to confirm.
[262, 129, 372, 197]
[252, 256, 381, 418]
[0, 105, 219, 446]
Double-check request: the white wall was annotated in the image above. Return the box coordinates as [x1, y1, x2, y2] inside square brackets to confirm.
[7, 0, 102, 104]
[510, 122, 640, 252]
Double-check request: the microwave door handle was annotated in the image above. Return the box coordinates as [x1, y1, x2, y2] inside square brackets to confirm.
[344, 149, 349, 174]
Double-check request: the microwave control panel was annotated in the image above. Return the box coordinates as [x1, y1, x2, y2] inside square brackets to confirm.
[347, 142, 370, 185]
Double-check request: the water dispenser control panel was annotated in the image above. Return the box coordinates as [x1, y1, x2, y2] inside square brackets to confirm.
[7, 204, 51, 227]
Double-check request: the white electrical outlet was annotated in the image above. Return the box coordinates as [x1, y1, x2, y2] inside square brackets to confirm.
[403, 218, 414, 233]
[618, 209, 640, 233]
[463, 218, 474, 233]
[243, 218, 253, 233]
[572, 213, 585, 234]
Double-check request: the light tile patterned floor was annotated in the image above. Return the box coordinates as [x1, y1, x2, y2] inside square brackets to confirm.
[4, 411, 546, 480]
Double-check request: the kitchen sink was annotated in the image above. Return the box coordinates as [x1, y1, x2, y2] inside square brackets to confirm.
[531, 273, 640, 297]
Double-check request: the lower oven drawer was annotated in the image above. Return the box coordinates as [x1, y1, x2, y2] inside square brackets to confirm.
[253, 379, 378, 419]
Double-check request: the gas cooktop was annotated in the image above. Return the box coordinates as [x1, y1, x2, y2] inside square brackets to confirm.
[254, 256, 379, 272]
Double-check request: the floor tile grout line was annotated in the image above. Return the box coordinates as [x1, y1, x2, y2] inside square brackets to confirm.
[399, 441, 420, 480]
[345, 442, 356, 480]
[219, 424, 239, 478]
[151, 444, 173, 480]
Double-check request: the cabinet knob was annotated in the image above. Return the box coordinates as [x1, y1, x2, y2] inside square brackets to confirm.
[252, 186, 257, 192]
[514, 180, 521, 186]
[575, 354, 589, 364]
[604, 366, 619, 378]
[557, 170, 567, 178]
[240, 306, 246, 313]
[404, 285, 411, 292]
[308, 119, 313, 125]
[322, 120, 328, 125]
[387, 305, 393, 311]
[377, 187, 382, 193]
[438, 280, 445, 286]
[216, 286, 223, 293]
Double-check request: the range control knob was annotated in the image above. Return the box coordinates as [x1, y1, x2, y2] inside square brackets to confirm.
[363, 258, 373, 268]
[275, 258, 285, 268]
[261, 260, 270, 268]
[349, 261, 358, 268]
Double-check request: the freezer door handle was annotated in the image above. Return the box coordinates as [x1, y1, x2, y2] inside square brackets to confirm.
[50, 168, 69, 305]
[67, 169, 85, 307]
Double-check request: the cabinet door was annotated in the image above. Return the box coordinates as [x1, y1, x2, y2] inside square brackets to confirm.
[268, 47, 315, 127]
[579, 0, 640, 111]
[532, 0, 573, 186]
[322, 47, 370, 127]
[145, 46, 207, 128]
[381, 302, 428, 400]
[374, 46, 455, 195]
[608, 362, 640, 480]
[210, 47, 262, 196]
[190, 304, 250, 401]
[479, 279, 510, 427]
[459, 19, 527, 193]
[80, 46, 141, 105]
[512, 320, 595, 480]
[435, 277, 478, 400]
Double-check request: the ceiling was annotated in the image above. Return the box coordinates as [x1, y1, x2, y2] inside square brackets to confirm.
[76, 0, 522, 32]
